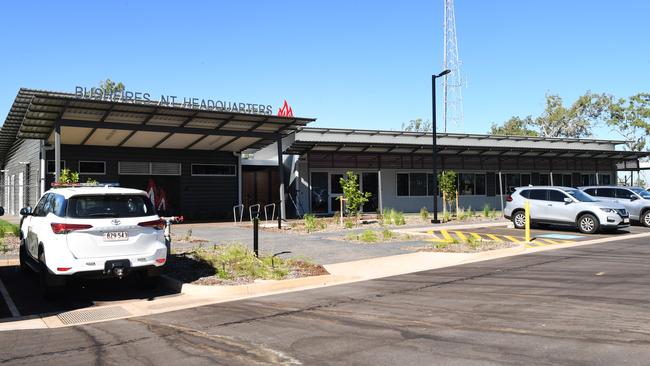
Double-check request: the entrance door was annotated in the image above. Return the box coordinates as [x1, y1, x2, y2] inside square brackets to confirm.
[361, 172, 379, 213]
[329, 173, 344, 213]
[310, 172, 328, 213]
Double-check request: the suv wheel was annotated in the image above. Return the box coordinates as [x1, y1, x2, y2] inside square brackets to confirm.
[38, 251, 65, 299]
[641, 211, 650, 227]
[512, 210, 526, 229]
[577, 214, 599, 234]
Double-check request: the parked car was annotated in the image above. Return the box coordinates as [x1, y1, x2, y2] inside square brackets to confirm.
[579, 186, 650, 227]
[504, 186, 629, 234]
[19, 186, 168, 297]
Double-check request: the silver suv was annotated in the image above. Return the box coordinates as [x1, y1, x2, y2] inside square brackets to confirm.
[504, 186, 629, 234]
[579, 186, 650, 227]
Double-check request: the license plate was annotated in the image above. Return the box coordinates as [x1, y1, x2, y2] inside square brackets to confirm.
[104, 231, 129, 241]
[623, 218, 629, 224]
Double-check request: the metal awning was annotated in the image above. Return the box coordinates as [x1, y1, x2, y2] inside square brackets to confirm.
[0, 88, 315, 159]
[285, 140, 648, 161]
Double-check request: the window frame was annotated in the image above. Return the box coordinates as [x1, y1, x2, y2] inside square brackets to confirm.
[46, 160, 66, 174]
[78, 160, 106, 175]
[190, 163, 237, 177]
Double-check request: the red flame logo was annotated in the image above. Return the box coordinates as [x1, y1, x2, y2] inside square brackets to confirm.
[277, 100, 294, 117]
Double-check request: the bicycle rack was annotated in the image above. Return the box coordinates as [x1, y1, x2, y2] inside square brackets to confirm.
[264, 203, 276, 221]
[233, 204, 244, 223]
[249, 203, 261, 221]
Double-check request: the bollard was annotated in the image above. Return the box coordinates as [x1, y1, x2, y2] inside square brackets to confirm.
[253, 217, 259, 257]
[524, 200, 531, 243]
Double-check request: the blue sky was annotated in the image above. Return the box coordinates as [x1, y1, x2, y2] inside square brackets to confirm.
[1, 0, 648, 137]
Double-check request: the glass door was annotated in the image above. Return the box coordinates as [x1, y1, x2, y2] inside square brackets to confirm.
[361, 172, 379, 213]
[329, 173, 344, 213]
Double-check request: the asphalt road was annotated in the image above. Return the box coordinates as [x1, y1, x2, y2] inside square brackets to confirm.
[2, 234, 650, 365]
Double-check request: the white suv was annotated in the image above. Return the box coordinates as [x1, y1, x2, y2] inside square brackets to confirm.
[19, 186, 167, 296]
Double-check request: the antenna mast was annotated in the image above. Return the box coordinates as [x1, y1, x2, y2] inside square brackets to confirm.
[443, 0, 463, 132]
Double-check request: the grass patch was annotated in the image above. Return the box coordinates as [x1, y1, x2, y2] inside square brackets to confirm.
[184, 244, 326, 282]
[304, 214, 327, 233]
[0, 220, 19, 237]
[359, 230, 378, 243]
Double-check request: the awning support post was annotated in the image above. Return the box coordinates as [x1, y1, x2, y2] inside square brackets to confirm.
[54, 120, 61, 183]
[277, 136, 285, 229]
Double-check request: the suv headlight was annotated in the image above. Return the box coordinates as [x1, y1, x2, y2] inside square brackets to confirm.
[599, 208, 616, 213]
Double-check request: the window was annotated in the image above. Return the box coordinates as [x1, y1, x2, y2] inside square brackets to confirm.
[562, 174, 572, 187]
[520, 189, 531, 199]
[595, 188, 615, 198]
[409, 173, 428, 196]
[549, 190, 567, 202]
[427, 173, 437, 196]
[67, 194, 156, 218]
[505, 174, 521, 194]
[79, 161, 106, 175]
[330, 174, 343, 194]
[615, 188, 633, 200]
[475, 174, 486, 195]
[599, 174, 611, 185]
[396, 173, 409, 196]
[521, 174, 531, 187]
[119, 162, 181, 176]
[191, 164, 236, 176]
[583, 188, 597, 196]
[310, 172, 328, 213]
[33, 193, 50, 217]
[47, 160, 65, 174]
[529, 189, 547, 200]
[539, 174, 550, 186]
[458, 173, 475, 196]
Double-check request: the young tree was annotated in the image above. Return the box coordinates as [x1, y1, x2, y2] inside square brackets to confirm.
[489, 116, 538, 136]
[338, 171, 372, 217]
[438, 170, 457, 214]
[402, 118, 432, 132]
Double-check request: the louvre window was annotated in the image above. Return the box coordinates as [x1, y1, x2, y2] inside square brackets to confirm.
[119, 162, 181, 176]
[78, 161, 105, 175]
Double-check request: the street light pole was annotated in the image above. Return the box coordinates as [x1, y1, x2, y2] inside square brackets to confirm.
[431, 69, 451, 224]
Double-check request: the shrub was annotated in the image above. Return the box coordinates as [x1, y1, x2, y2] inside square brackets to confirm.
[304, 214, 317, 233]
[483, 204, 490, 218]
[457, 208, 466, 221]
[394, 211, 406, 226]
[443, 210, 452, 222]
[490, 208, 498, 219]
[339, 171, 372, 217]
[345, 232, 358, 241]
[344, 220, 354, 229]
[359, 230, 378, 243]
[382, 229, 394, 241]
[467, 206, 474, 218]
[420, 207, 429, 221]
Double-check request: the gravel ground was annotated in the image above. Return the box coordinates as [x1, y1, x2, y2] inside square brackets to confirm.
[0, 235, 20, 256]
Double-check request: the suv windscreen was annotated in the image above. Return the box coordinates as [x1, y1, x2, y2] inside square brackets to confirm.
[67, 194, 156, 218]
[564, 189, 596, 202]
[630, 188, 650, 199]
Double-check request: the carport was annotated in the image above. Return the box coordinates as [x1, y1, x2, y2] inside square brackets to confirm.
[1, 89, 315, 225]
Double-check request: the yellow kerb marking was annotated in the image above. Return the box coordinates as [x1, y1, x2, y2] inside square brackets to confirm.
[440, 230, 454, 242]
[486, 234, 503, 242]
[537, 238, 559, 245]
[454, 231, 468, 241]
[504, 235, 522, 243]
[470, 233, 483, 241]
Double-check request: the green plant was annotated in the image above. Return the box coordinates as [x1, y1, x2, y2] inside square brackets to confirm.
[344, 220, 354, 229]
[457, 208, 466, 221]
[338, 171, 372, 217]
[419, 207, 429, 221]
[192, 244, 295, 281]
[304, 214, 317, 233]
[434, 242, 449, 250]
[490, 208, 498, 219]
[483, 204, 490, 218]
[86, 177, 98, 184]
[183, 229, 193, 241]
[467, 206, 474, 218]
[443, 210, 452, 222]
[0, 238, 6, 254]
[438, 170, 457, 212]
[394, 211, 405, 226]
[359, 230, 378, 243]
[58, 168, 80, 184]
[382, 229, 394, 241]
[345, 232, 358, 241]
[466, 235, 480, 249]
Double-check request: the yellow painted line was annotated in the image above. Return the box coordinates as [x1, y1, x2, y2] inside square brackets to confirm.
[454, 231, 468, 242]
[485, 234, 503, 242]
[426, 230, 434, 235]
[536, 238, 560, 245]
[504, 235, 522, 243]
[470, 232, 483, 241]
[440, 230, 454, 242]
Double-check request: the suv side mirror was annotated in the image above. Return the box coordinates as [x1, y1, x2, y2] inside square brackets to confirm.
[19, 207, 32, 216]
[563, 197, 573, 204]
[630, 194, 639, 201]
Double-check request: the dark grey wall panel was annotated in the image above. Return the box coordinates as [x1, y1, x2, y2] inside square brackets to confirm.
[46, 145, 238, 220]
[2, 139, 41, 211]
